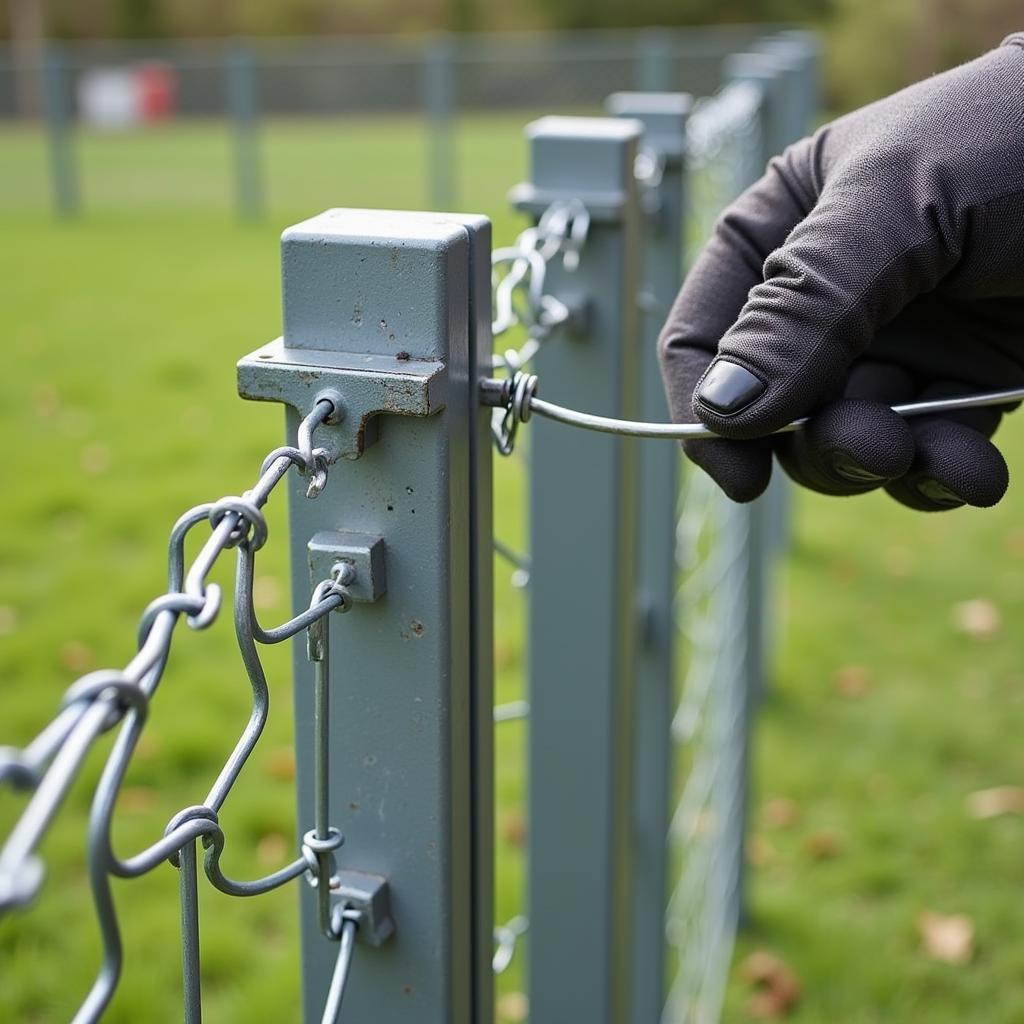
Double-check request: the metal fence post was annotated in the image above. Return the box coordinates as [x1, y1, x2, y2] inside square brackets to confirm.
[634, 29, 674, 93]
[41, 44, 78, 219]
[607, 91, 690, 1024]
[741, 36, 822, 565]
[246, 207, 493, 1022]
[424, 37, 456, 211]
[512, 116, 644, 1024]
[712, 56, 781, 922]
[226, 43, 263, 220]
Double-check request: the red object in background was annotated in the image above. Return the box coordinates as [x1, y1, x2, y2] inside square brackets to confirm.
[136, 62, 176, 121]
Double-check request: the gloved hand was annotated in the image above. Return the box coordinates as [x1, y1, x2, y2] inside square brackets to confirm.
[659, 33, 1024, 510]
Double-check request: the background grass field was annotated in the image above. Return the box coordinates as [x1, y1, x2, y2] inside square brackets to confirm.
[1, 117, 1023, 1023]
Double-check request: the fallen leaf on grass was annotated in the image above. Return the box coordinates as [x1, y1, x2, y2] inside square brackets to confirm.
[883, 545, 915, 578]
[496, 992, 528, 1023]
[264, 747, 296, 782]
[0, 605, 17, 636]
[804, 830, 842, 860]
[762, 797, 800, 829]
[745, 832, 776, 868]
[253, 575, 283, 611]
[257, 832, 289, 866]
[918, 911, 974, 965]
[134, 732, 162, 761]
[60, 640, 94, 674]
[966, 786, 1024, 819]
[118, 787, 157, 814]
[501, 811, 526, 847]
[952, 599, 1001, 639]
[1004, 527, 1024, 558]
[80, 442, 111, 476]
[739, 951, 800, 1018]
[834, 665, 871, 699]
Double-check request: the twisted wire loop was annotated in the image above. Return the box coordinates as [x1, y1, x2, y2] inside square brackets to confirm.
[492, 914, 529, 974]
[0, 400, 369, 1023]
[488, 197, 590, 457]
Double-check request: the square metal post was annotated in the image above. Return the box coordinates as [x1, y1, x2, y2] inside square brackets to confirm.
[226, 43, 264, 221]
[607, 91, 690, 1024]
[634, 30, 674, 93]
[424, 38, 457, 211]
[243, 208, 493, 1023]
[513, 116, 643, 1024]
[41, 45, 78, 219]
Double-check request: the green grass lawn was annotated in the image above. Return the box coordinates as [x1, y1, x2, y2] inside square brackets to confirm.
[1, 117, 1023, 1023]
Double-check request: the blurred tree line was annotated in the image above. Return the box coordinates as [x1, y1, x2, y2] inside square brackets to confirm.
[2, 0, 1021, 110]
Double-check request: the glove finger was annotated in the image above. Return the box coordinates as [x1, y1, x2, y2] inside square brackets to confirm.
[670, 346, 774, 503]
[885, 417, 1009, 511]
[682, 435, 774, 504]
[774, 397, 915, 496]
[842, 359, 917, 403]
[884, 379, 1010, 511]
[774, 360, 915, 496]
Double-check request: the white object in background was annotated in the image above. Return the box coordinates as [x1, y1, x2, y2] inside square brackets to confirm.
[78, 68, 140, 129]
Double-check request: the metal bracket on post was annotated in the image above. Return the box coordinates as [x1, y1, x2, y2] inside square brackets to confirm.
[238, 342, 447, 460]
[240, 207, 494, 1024]
[308, 532, 387, 603]
[518, 116, 644, 1024]
[606, 90, 691, 1024]
[333, 870, 395, 947]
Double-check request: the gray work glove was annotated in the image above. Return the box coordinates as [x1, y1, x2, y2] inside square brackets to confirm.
[659, 33, 1024, 510]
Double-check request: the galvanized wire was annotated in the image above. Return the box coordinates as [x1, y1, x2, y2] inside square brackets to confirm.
[507, 384, 1024, 440]
[0, 399, 365, 1023]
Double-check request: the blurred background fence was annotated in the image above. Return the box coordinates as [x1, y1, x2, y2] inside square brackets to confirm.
[0, 26, 785, 218]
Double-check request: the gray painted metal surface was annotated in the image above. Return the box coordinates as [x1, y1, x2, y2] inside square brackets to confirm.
[271, 208, 493, 1023]
[41, 46, 78, 219]
[606, 90, 690, 1024]
[519, 116, 643, 1024]
[226, 45, 264, 220]
[424, 39, 456, 211]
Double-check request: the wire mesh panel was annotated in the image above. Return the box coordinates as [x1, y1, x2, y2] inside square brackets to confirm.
[663, 81, 766, 1024]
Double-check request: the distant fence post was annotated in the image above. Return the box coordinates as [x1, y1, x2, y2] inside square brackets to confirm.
[424, 37, 456, 210]
[242, 207, 494, 1022]
[512, 115, 644, 1024]
[226, 42, 263, 220]
[709, 54, 784, 922]
[634, 29, 674, 93]
[41, 44, 78, 219]
[750, 35, 821, 564]
[607, 90, 690, 1024]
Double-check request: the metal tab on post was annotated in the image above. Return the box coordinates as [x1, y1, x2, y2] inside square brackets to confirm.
[245, 207, 494, 1024]
[333, 870, 395, 947]
[308, 532, 387, 604]
[238, 341, 448, 460]
[519, 116, 643, 1024]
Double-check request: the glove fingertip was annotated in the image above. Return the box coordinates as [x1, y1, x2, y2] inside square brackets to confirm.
[887, 419, 1009, 511]
[806, 399, 915, 483]
[683, 437, 773, 503]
